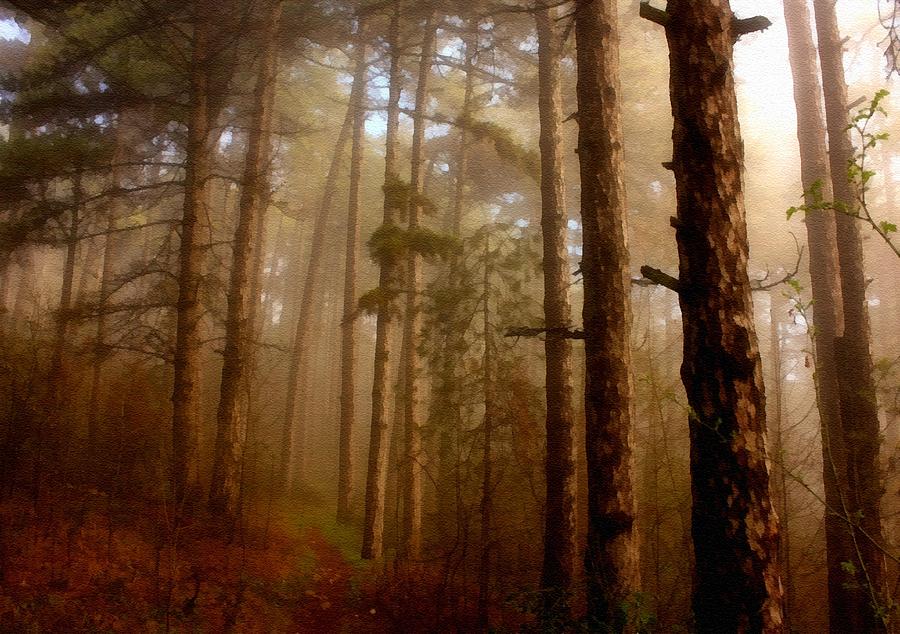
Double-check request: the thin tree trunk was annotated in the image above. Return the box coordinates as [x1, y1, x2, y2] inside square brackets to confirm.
[436, 20, 477, 545]
[172, 3, 214, 506]
[278, 85, 354, 492]
[478, 236, 494, 632]
[337, 18, 368, 524]
[812, 2, 890, 629]
[399, 11, 435, 562]
[768, 296, 792, 633]
[49, 175, 80, 393]
[361, 2, 402, 560]
[209, 0, 282, 519]
[535, 5, 577, 623]
[574, 0, 640, 628]
[655, 2, 785, 630]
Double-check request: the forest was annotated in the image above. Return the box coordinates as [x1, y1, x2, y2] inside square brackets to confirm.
[0, 0, 899, 631]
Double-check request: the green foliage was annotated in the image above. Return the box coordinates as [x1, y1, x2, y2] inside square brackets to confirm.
[0, 130, 113, 204]
[367, 223, 459, 264]
[457, 114, 541, 182]
[356, 287, 398, 316]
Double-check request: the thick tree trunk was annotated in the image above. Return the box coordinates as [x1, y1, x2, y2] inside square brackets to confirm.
[209, 0, 281, 519]
[278, 85, 354, 492]
[535, 5, 577, 624]
[574, 1, 640, 628]
[337, 20, 368, 525]
[361, 3, 402, 561]
[171, 3, 214, 506]
[399, 12, 435, 562]
[659, 2, 784, 631]
[812, 1, 890, 629]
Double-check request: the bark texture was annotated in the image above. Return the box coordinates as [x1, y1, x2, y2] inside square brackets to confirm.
[662, 1, 784, 631]
[361, 3, 402, 561]
[574, 0, 640, 628]
[399, 13, 435, 561]
[535, 5, 577, 623]
[783, 3, 867, 632]
[337, 20, 368, 525]
[209, 0, 281, 518]
[171, 3, 214, 505]
[812, 1, 889, 629]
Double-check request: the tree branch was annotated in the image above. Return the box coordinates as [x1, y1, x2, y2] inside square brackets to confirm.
[504, 326, 585, 340]
[639, 1, 669, 27]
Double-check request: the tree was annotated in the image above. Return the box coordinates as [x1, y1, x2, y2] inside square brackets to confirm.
[208, 0, 282, 519]
[535, 3, 577, 624]
[812, 0, 890, 628]
[399, 9, 436, 561]
[574, 0, 640, 628]
[642, 1, 784, 630]
[362, 1, 402, 561]
[278, 74, 354, 492]
[337, 15, 369, 525]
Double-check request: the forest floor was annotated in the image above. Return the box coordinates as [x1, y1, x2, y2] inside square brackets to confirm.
[0, 485, 398, 632]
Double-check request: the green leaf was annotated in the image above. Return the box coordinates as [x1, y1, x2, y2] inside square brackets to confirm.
[879, 221, 897, 235]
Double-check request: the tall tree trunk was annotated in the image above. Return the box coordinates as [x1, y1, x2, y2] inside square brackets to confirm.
[574, 0, 640, 628]
[49, 174, 81, 396]
[436, 20, 477, 545]
[361, 2, 402, 560]
[47, 172, 81, 478]
[209, 0, 282, 519]
[478, 235, 495, 632]
[654, 2, 785, 630]
[768, 295, 792, 632]
[87, 198, 118, 451]
[337, 18, 368, 524]
[278, 86, 354, 492]
[172, 3, 214, 506]
[399, 11, 435, 562]
[812, 2, 890, 629]
[535, 5, 577, 623]
[782, 2, 869, 631]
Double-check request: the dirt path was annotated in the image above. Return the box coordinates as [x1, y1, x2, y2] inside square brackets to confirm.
[290, 526, 385, 633]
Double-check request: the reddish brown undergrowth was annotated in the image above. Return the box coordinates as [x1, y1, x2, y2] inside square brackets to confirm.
[0, 486, 349, 632]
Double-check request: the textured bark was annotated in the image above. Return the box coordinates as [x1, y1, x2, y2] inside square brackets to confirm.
[398, 12, 435, 562]
[172, 3, 214, 506]
[337, 21, 368, 525]
[535, 5, 577, 624]
[783, 3, 864, 631]
[812, 1, 890, 629]
[661, 2, 784, 631]
[361, 3, 402, 561]
[278, 85, 353, 491]
[208, 0, 281, 519]
[574, 1, 640, 628]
